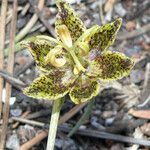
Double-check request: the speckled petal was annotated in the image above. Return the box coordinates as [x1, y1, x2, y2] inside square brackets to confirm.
[55, 0, 86, 42]
[87, 51, 134, 80]
[20, 37, 56, 72]
[69, 75, 100, 104]
[80, 18, 122, 52]
[23, 69, 76, 100]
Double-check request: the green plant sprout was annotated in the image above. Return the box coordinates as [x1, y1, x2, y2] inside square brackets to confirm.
[20, 0, 134, 149]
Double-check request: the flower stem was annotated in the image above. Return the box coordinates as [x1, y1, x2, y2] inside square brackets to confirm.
[69, 49, 86, 72]
[68, 99, 95, 137]
[46, 98, 64, 150]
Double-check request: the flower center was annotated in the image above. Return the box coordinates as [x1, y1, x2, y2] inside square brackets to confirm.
[57, 25, 86, 74]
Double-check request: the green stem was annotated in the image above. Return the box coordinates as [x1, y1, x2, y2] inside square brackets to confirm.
[68, 99, 95, 137]
[46, 98, 64, 150]
[69, 49, 85, 72]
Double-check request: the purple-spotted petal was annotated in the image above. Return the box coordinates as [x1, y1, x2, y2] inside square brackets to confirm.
[80, 18, 122, 52]
[69, 75, 100, 104]
[24, 69, 76, 100]
[55, 0, 86, 42]
[87, 51, 134, 80]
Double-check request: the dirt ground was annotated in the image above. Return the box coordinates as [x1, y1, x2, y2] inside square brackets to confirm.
[0, 0, 150, 149]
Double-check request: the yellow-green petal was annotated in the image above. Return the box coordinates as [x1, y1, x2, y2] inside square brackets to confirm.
[55, 0, 86, 42]
[87, 51, 134, 80]
[23, 70, 76, 100]
[69, 75, 100, 104]
[20, 37, 56, 72]
[81, 18, 122, 52]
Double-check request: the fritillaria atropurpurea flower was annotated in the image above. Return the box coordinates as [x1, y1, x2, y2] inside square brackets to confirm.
[21, 0, 134, 104]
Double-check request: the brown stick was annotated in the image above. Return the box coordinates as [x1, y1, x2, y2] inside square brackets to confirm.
[18, 131, 48, 150]
[0, 0, 8, 119]
[59, 102, 87, 124]
[15, 0, 45, 43]
[12, 117, 150, 147]
[12, 111, 31, 129]
[19, 103, 87, 149]
[0, 1, 17, 149]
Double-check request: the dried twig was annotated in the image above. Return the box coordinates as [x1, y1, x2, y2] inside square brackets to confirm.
[129, 109, 150, 119]
[59, 125, 150, 147]
[0, 0, 17, 149]
[0, 70, 26, 90]
[26, 109, 50, 119]
[15, 60, 34, 76]
[11, 117, 150, 147]
[15, 0, 45, 43]
[118, 23, 150, 40]
[21, 3, 30, 16]
[12, 111, 31, 129]
[12, 117, 45, 127]
[98, 1, 105, 25]
[19, 131, 48, 150]
[18, 103, 88, 149]
[36, 8, 56, 38]
[0, 0, 8, 118]
[59, 102, 87, 124]
[138, 63, 150, 107]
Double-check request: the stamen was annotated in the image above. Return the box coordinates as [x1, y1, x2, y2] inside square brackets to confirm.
[56, 25, 73, 48]
[45, 46, 66, 68]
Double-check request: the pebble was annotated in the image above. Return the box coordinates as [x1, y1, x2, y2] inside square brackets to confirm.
[114, 3, 127, 17]
[6, 134, 20, 150]
[102, 111, 116, 119]
[2, 89, 16, 105]
[105, 117, 115, 126]
[93, 110, 102, 115]
[91, 116, 105, 129]
[10, 108, 22, 117]
[130, 69, 144, 84]
[17, 18, 27, 29]
[55, 138, 78, 150]
[18, 125, 36, 143]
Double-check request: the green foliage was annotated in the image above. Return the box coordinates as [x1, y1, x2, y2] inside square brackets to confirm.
[21, 0, 134, 104]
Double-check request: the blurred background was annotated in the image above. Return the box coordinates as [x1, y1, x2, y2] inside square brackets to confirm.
[0, 0, 150, 149]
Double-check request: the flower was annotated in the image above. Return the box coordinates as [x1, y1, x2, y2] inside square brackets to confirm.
[21, 0, 134, 104]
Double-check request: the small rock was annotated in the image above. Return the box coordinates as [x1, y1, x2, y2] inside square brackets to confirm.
[2, 89, 16, 105]
[102, 111, 116, 119]
[126, 21, 136, 31]
[10, 108, 22, 117]
[17, 125, 36, 143]
[6, 134, 20, 150]
[93, 110, 102, 115]
[17, 18, 27, 29]
[110, 144, 124, 150]
[55, 138, 78, 150]
[114, 3, 127, 17]
[130, 69, 144, 84]
[105, 117, 115, 126]
[91, 116, 105, 129]
[141, 123, 150, 136]
[123, 46, 142, 57]
[15, 56, 29, 66]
